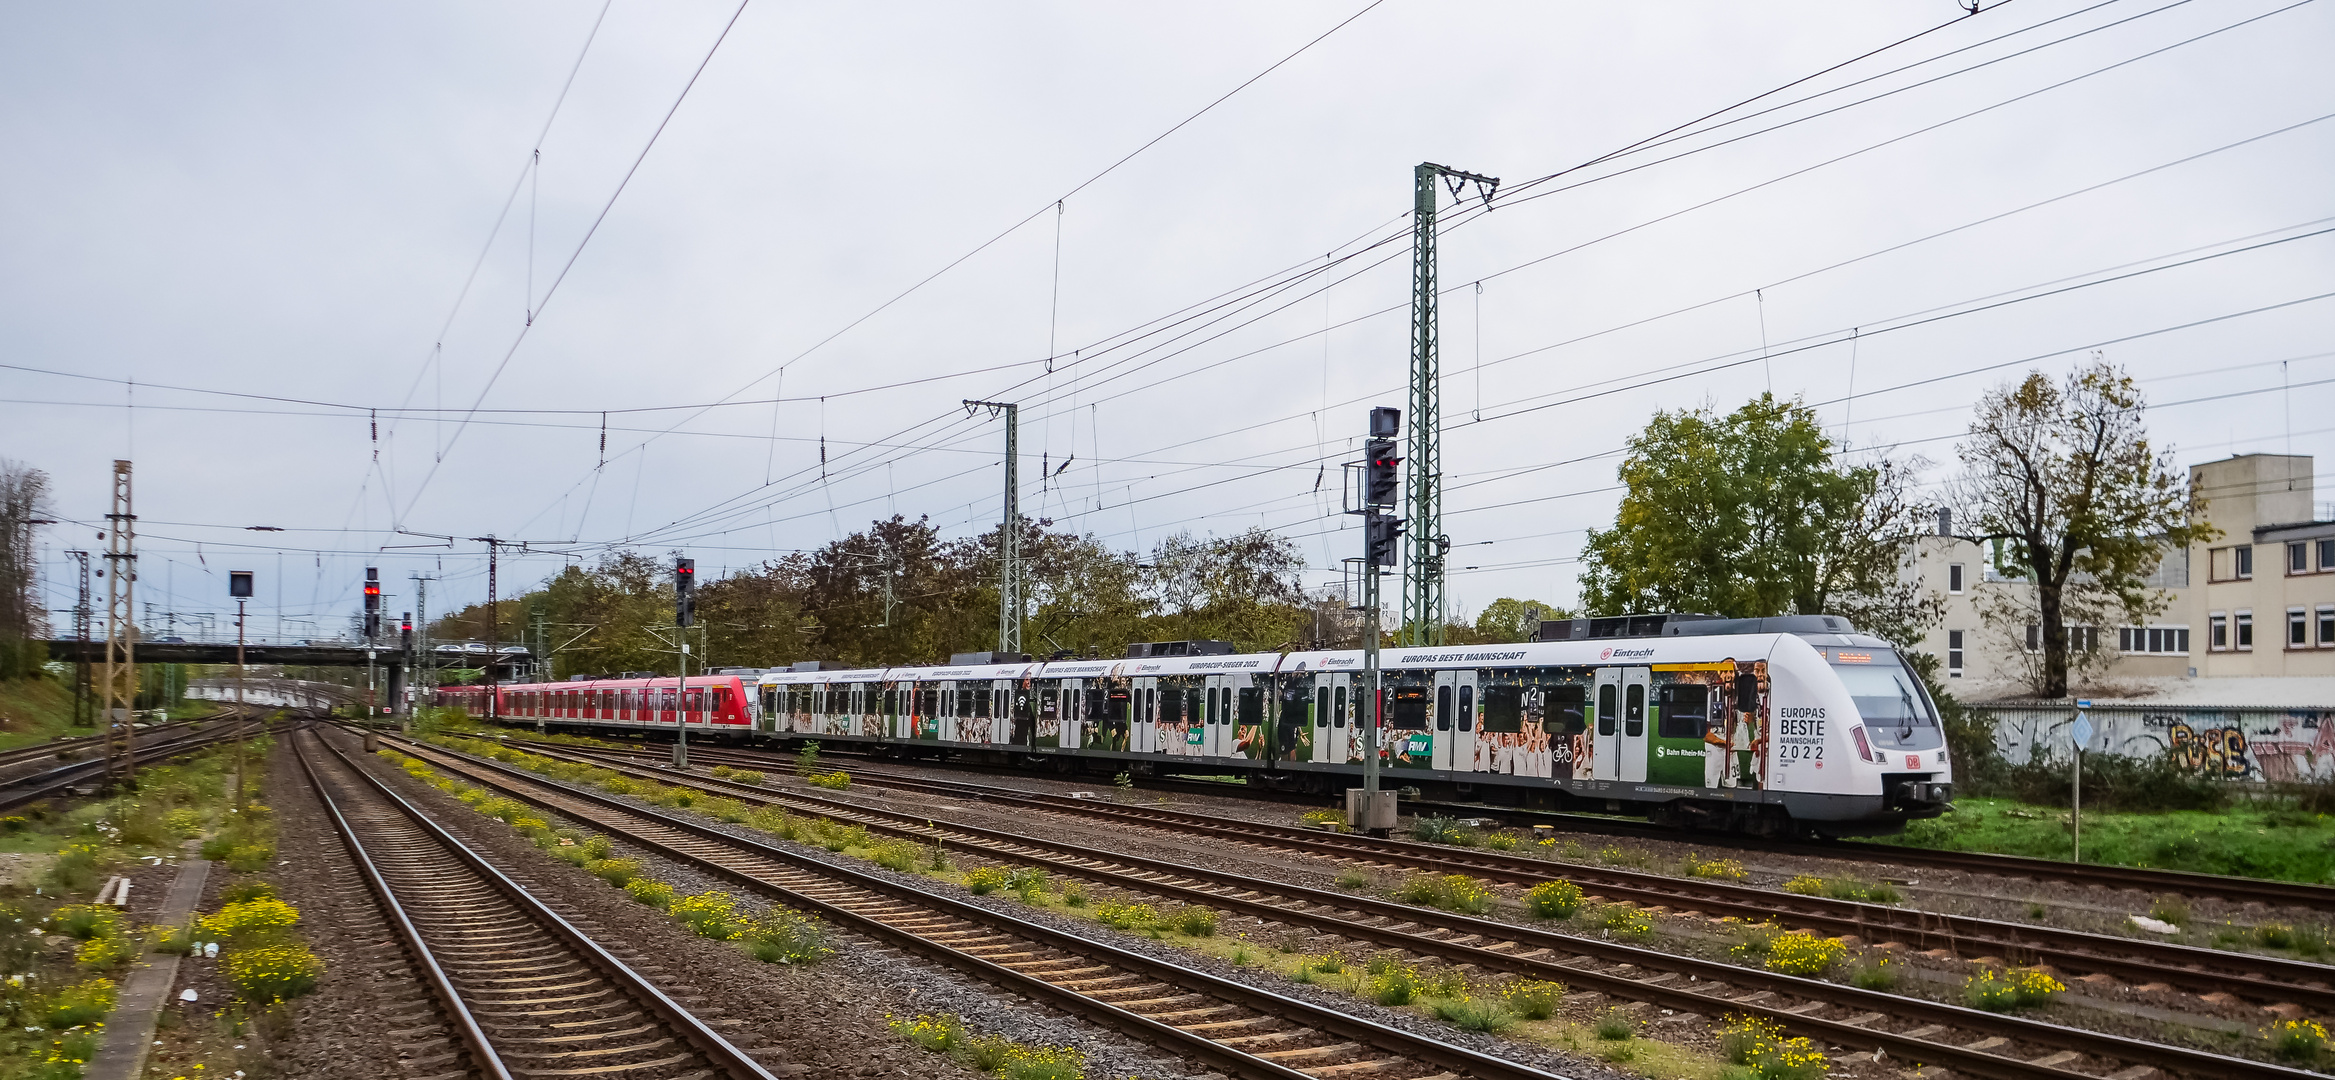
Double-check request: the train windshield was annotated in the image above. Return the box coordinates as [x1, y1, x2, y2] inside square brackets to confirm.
[1828, 650, 1942, 751]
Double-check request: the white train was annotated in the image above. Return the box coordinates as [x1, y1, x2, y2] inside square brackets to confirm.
[738, 614, 1952, 837]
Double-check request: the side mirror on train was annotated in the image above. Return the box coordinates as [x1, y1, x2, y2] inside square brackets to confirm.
[1734, 672, 1759, 714]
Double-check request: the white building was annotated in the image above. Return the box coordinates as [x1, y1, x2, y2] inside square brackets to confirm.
[1913, 452, 2335, 696]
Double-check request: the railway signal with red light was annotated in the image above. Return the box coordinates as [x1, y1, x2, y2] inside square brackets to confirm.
[1363, 437, 1401, 508]
[363, 567, 381, 639]
[675, 557, 696, 627]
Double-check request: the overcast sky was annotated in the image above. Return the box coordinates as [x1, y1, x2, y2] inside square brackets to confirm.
[4, 0, 2331, 643]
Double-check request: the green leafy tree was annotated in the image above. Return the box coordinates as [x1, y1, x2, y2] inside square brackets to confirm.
[1579, 393, 1938, 643]
[1471, 598, 1569, 643]
[1952, 359, 2215, 697]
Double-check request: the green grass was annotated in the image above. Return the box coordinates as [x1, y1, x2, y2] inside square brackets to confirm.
[0, 677, 88, 750]
[1879, 797, 2335, 885]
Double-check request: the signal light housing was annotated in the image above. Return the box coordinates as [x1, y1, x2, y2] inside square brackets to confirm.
[363, 567, 382, 639]
[1363, 437, 1400, 508]
[675, 557, 696, 627]
[1365, 510, 1403, 567]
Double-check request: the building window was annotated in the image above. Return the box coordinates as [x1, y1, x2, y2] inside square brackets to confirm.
[2237, 610, 2254, 650]
[2211, 612, 2228, 650]
[2293, 543, 2310, 574]
[2292, 608, 2310, 648]
[2320, 606, 2335, 647]
[2120, 626, 2190, 655]
[1948, 563, 1964, 593]
[1948, 630, 1964, 677]
[2025, 624, 2040, 652]
[2320, 538, 2335, 571]
[2236, 545, 2254, 579]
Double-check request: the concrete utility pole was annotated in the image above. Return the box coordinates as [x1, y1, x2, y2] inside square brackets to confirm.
[1402, 162, 1497, 647]
[99, 460, 137, 788]
[963, 399, 1021, 655]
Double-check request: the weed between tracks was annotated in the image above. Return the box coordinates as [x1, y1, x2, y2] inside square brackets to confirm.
[888, 1012, 1086, 1080]
[420, 736, 1768, 1078]
[378, 750, 836, 968]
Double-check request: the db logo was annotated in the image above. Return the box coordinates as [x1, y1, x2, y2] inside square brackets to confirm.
[1905, 754, 1920, 769]
[1600, 648, 1612, 660]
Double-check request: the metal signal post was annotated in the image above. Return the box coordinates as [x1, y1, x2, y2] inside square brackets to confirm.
[1344, 408, 1402, 833]
[1403, 162, 1496, 647]
[672, 557, 695, 768]
[229, 570, 253, 814]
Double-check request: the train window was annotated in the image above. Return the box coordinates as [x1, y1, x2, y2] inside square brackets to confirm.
[1657, 684, 1708, 739]
[1624, 683, 1645, 738]
[1435, 685, 1453, 731]
[1334, 685, 1347, 727]
[1390, 685, 1429, 730]
[1457, 685, 1473, 731]
[1159, 686, 1182, 726]
[1084, 688, 1105, 721]
[1597, 684, 1617, 737]
[973, 686, 992, 719]
[1238, 687, 1262, 727]
[1316, 688, 1330, 726]
[1481, 685, 1522, 733]
[1544, 685, 1586, 734]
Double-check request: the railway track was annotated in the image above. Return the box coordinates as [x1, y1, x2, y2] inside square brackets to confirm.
[0, 711, 278, 813]
[537, 738, 2335, 1016]
[292, 727, 777, 1080]
[398, 732, 2326, 1080]
[0, 717, 206, 772]
[610, 734, 2335, 911]
[348, 731, 1600, 1080]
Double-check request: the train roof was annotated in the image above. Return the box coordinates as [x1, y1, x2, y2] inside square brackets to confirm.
[740, 621, 1899, 686]
[1104, 651, 1283, 677]
[492, 674, 747, 690]
[757, 666, 889, 685]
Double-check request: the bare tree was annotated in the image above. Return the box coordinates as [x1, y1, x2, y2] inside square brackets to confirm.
[0, 461, 51, 678]
[1952, 358, 2214, 698]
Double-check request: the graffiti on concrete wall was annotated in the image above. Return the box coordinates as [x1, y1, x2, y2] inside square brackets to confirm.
[1983, 706, 2332, 783]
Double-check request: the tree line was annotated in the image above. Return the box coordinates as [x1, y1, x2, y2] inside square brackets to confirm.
[432, 515, 1570, 680]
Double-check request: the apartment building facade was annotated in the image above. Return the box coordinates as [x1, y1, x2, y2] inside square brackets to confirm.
[1913, 453, 2335, 698]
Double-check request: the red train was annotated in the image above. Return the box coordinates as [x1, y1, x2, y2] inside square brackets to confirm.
[431, 674, 757, 735]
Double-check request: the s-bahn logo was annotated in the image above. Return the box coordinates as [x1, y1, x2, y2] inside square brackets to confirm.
[1600, 647, 1655, 661]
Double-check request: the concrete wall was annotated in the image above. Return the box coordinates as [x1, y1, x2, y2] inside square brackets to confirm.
[1978, 704, 2335, 783]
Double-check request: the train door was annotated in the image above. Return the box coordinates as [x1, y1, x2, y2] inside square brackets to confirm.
[1131, 677, 1156, 753]
[1221, 679, 1252, 758]
[1194, 675, 1220, 757]
[1431, 670, 1478, 771]
[845, 685, 863, 737]
[1593, 668, 1649, 782]
[1310, 676, 1333, 763]
[1058, 680, 1083, 749]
